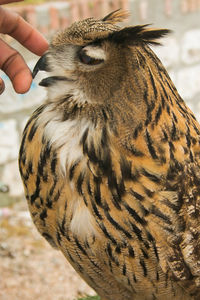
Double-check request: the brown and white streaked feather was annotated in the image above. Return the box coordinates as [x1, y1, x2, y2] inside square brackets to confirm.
[19, 9, 200, 300]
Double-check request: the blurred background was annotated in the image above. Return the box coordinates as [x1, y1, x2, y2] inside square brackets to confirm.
[0, 0, 200, 299]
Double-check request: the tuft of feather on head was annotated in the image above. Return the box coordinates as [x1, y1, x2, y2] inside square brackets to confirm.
[108, 25, 171, 46]
[51, 9, 130, 47]
[102, 9, 130, 24]
[51, 9, 170, 48]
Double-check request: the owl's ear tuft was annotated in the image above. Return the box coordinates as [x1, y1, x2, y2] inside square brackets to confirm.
[108, 25, 171, 46]
[102, 9, 130, 24]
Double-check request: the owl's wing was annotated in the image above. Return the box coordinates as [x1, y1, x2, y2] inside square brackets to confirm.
[145, 162, 200, 296]
[83, 128, 200, 297]
[157, 162, 200, 295]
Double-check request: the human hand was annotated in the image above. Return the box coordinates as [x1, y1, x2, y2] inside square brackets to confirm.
[0, 0, 49, 94]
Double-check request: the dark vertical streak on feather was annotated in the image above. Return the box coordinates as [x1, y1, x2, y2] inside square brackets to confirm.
[105, 211, 132, 239]
[30, 175, 40, 205]
[91, 201, 103, 220]
[76, 172, 84, 195]
[69, 160, 80, 180]
[28, 122, 38, 142]
[148, 69, 157, 98]
[129, 221, 143, 241]
[74, 237, 87, 256]
[155, 105, 162, 124]
[124, 203, 147, 225]
[94, 176, 102, 206]
[145, 129, 158, 159]
[51, 153, 57, 173]
[99, 223, 117, 245]
[130, 189, 144, 201]
[151, 205, 172, 225]
[140, 258, 147, 277]
[128, 246, 135, 258]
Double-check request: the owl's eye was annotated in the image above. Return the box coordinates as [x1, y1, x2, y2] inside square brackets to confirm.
[79, 50, 104, 65]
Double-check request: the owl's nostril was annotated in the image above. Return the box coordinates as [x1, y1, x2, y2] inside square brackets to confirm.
[32, 53, 51, 79]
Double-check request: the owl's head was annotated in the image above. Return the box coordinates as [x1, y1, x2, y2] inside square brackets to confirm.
[33, 9, 170, 103]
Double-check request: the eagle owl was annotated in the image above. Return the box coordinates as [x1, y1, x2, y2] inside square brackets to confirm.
[19, 10, 200, 300]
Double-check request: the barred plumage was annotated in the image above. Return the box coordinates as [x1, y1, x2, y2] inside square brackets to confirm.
[19, 10, 200, 300]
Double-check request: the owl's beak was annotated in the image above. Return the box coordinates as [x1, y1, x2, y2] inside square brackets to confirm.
[32, 53, 75, 87]
[32, 53, 51, 79]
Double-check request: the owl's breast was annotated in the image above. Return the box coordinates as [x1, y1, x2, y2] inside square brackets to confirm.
[19, 104, 105, 246]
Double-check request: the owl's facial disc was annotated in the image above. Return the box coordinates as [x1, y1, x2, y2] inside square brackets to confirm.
[32, 44, 106, 90]
[32, 53, 75, 87]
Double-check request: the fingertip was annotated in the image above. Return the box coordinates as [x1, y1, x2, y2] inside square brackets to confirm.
[13, 69, 32, 94]
[37, 39, 49, 56]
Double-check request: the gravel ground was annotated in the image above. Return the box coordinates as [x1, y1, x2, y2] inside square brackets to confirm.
[0, 200, 96, 300]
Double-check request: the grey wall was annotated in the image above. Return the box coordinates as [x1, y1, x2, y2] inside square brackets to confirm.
[129, 0, 200, 116]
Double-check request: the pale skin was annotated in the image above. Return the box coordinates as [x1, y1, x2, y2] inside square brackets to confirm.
[0, 0, 48, 94]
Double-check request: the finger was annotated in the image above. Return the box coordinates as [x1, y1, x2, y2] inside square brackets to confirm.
[0, 7, 49, 56]
[0, 38, 32, 93]
[0, 77, 5, 94]
[0, 0, 22, 4]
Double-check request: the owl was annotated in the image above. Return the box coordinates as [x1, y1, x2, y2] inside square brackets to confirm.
[19, 10, 200, 300]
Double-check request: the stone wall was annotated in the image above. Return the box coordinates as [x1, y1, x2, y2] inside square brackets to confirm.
[0, 0, 200, 203]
